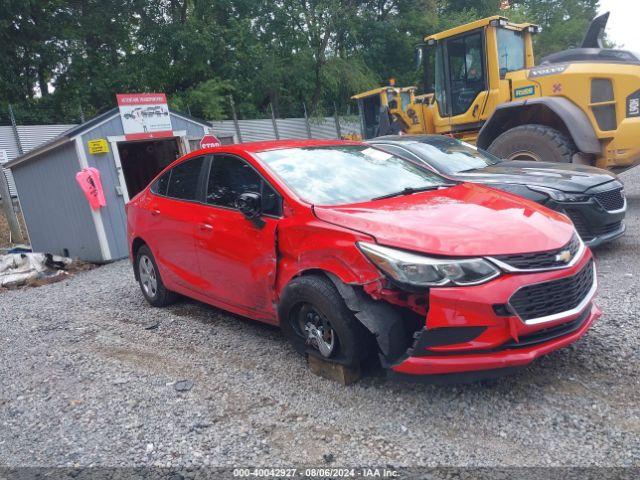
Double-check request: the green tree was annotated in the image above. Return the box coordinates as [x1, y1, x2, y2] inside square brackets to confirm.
[169, 78, 234, 119]
[508, 0, 601, 59]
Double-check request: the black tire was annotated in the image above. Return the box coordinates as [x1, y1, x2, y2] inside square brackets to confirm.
[135, 245, 178, 307]
[278, 274, 372, 368]
[488, 124, 576, 163]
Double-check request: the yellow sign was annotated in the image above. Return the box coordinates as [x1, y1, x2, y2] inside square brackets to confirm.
[88, 139, 109, 154]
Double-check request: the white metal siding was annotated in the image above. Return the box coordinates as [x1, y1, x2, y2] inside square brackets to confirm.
[209, 116, 360, 142]
[16, 124, 76, 153]
[208, 121, 237, 139]
[0, 124, 76, 198]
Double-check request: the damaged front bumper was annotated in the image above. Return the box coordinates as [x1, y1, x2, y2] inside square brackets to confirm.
[390, 303, 600, 380]
[330, 250, 600, 382]
[388, 252, 600, 380]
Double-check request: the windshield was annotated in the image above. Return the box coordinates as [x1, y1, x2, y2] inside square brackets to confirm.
[497, 28, 525, 77]
[407, 137, 503, 175]
[256, 145, 449, 206]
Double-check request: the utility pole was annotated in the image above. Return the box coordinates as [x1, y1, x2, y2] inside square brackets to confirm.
[228, 96, 243, 143]
[270, 103, 280, 140]
[333, 102, 342, 139]
[78, 103, 85, 123]
[8, 104, 24, 155]
[302, 102, 312, 139]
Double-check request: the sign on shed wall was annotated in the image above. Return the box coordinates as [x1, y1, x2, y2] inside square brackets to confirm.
[87, 139, 109, 154]
[116, 93, 173, 140]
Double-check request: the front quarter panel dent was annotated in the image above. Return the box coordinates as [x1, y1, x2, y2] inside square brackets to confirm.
[325, 273, 412, 365]
[274, 219, 380, 296]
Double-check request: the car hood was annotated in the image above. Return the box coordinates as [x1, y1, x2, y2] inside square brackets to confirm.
[313, 183, 575, 257]
[451, 161, 617, 193]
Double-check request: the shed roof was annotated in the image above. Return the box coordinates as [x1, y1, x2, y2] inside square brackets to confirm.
[6, 108, 211, 169]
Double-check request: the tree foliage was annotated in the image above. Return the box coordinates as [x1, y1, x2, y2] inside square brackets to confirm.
[0, 0, 602, 124]
[508, 0, 602, 59]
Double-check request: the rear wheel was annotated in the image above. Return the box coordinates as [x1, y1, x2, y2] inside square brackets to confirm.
[135, 245, 177, 307]
[488, 124, 576, 163]
[278, 274, 372, 368]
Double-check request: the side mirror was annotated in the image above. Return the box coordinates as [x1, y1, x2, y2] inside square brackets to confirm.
[236, 192, 265, 228]
[236, 192, 262, 219]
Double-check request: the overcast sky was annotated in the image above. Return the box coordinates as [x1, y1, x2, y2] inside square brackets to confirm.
[598, 0, 640, 52]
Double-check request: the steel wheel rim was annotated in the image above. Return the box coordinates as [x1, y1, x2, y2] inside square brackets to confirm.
[296, 303, 337, 358]
[507, 150, 542, 162]
[139, 255, 158, 298]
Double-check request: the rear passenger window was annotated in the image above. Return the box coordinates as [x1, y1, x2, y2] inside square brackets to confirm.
[166, 157, 205, 200]
[151, 171, 170, 196]
[207, 155, 281, 216]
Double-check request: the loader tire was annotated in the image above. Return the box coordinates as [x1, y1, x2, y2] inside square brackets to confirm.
[488, 124, 576, 163]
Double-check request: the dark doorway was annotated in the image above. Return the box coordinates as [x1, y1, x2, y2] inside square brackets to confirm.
[360, 96, 381, 139]
[118, 138, 181, 199]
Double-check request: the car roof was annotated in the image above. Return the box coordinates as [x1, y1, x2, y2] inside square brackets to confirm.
[368, 134, 451, 145]
[201, 138, 363, 155]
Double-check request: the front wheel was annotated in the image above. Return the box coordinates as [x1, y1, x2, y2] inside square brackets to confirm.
[278, 275, 372, 369]
[488, 124, 576, 163]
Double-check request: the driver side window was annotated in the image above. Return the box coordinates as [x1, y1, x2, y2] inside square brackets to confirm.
[447, 31, 485, 116]
[206, 155, 282, 216]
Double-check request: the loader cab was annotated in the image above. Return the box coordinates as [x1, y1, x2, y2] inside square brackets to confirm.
[352, 86, 417, 139]
[423, 17, 539, 132]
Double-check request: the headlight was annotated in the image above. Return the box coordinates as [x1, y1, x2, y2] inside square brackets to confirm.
[357, 242, 500, 287]
[528, 185, 589, 202]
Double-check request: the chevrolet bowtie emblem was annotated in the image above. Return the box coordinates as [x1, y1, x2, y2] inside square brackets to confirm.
[555, 250, 572, 263]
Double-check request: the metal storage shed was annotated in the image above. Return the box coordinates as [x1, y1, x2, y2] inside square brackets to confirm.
[6, 109, 213, 262]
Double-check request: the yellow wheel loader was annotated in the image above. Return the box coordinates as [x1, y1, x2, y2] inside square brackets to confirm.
[352, 13, 640, 171]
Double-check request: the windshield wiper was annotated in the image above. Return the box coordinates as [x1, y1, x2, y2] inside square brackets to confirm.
[372, 184, 455, 201]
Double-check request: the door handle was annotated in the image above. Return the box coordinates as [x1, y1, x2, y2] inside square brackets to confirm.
[199, 223, 213, 232]
[151, 208, 161, 216]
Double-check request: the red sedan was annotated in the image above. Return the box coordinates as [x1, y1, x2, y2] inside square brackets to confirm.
[126, 139, 600, 382]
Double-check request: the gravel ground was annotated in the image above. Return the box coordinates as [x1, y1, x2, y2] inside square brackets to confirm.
[1, 169, 639, 469]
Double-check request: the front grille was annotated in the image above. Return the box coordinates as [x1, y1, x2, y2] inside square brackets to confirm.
[594, 187, 625, 211]
[509, 259, 594, 322]
[491, 234, 580, 270]
[564, 209, 593, 241]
